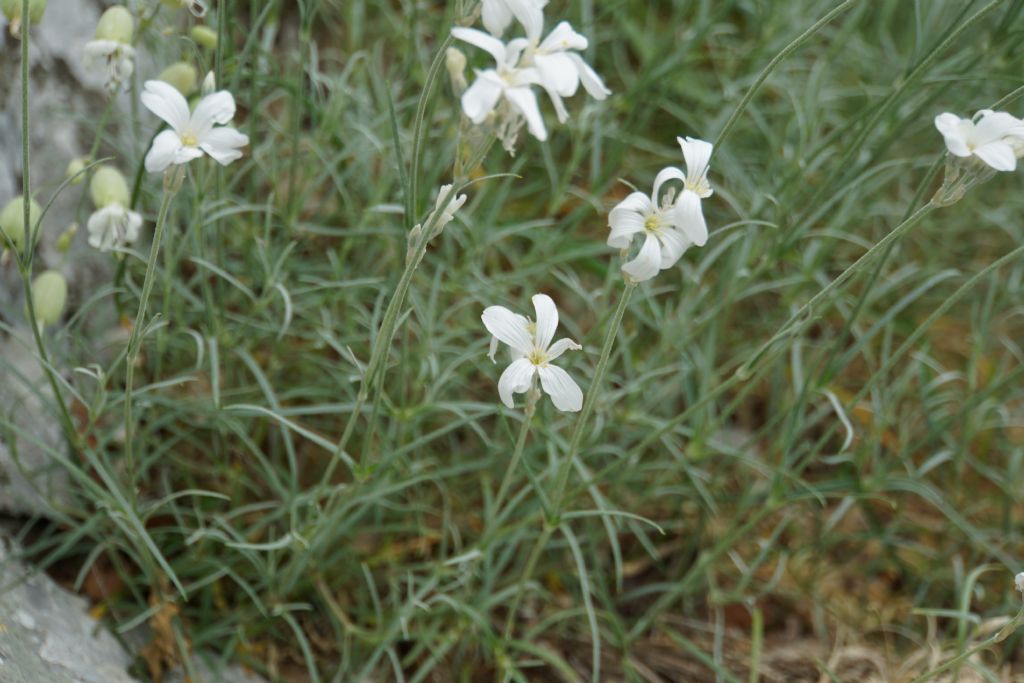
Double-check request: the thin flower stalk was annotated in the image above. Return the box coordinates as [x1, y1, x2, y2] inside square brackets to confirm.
[491, 385, 539, 518]
[122, 171, 181, 493]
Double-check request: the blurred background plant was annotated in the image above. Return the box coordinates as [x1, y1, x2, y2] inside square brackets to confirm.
[4, 0, 1024, 681]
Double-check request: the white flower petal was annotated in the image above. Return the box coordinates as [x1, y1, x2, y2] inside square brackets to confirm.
[547, 337, 581, 361]
[505, 86, 548, 141]
[608, 196, 650, 249]
[621, 233, 661, 282]
[141, 80, 191, 133]
[481, 0, 513, 36]
[190, 90, 237, 137]
[678, 136, 713, 185]
[534, 52, 580, 97]
[973, 140, 1017, 172]
[452, 27, 507, 64]
[537, 364, 582, 412]
[935, 114, 972, 157]
[531, 294, 558, 350]
[482, 305, 534, 355]
[657, 227, 691, 269]
[461, 71, 504, 123]
[145, 129, 184, 173]
[674, 189, 708, 246]
[199, 126, 249, 166]
[497, 357, 536, 408]
[651, 166, 686, 206]
[539, 21, 588, 53]
[566, 53, 610, 99]
[974, 110, 1024, 145]
[542, 85, 570, 123]
[508, 0, 544, 43]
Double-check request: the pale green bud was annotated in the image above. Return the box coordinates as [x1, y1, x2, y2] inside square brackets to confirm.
[56, 223, 78, 253]
[158, 61, 198, 96]
[66, 157, 88, 185]
[0, 196, 42, 253]
[2, 0, 46, 36]
[446, 47, 467, 91]
[190, 24, 217, 50]
[94, 5, 133, 44]
[90, 166, 131, 208]
[30, 270, 67, 329]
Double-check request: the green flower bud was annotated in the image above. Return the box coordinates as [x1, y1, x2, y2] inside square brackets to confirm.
[0, 196, 42, 253]
[94, 5, 133, 44]
[66, 157, 88, 185]
[158, 61, 198, 96]
[190, 24, 217, 50]
[90, 166, 131, 208]
[2, 0, 46, 35]
[56, 223, 78, 253]
[30, 270, 67, 329]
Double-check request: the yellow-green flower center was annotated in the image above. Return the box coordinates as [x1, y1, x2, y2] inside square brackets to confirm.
[528, 348, 547, 366]
[644, 214, 661, 233]
[181, 132, 199, 147]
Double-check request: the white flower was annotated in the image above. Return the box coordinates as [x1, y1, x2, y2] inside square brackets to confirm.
[935, 110, 1024, 172]
[673, 136, 714, 246]
[453, 28, 547, 141]
[512, 14, 610, 121]
[431, 184, 468, 231]
[480, 0, 546, 37]
[482, 294, 583, 412]
[141, 80, 249, 173]
[87, 203, 142, 252]
[84, 40, 135, 92]
[1016, 572, 1024, 595]
[608, 168, 699, 282]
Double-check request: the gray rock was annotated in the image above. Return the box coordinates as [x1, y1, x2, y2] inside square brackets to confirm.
[0, 0, 112, 517]
[166, 659, 269, 683]
[0, 536, 140, 683]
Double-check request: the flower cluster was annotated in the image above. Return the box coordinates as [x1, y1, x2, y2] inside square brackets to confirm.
[453, 0, 609, 151]
[935, 109, 1024, 172]
[608, 136, 714, 282]
[86, 166, 142, 252]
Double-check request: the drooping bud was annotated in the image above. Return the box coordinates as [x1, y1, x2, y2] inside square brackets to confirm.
[90, 166, 131, 208]
[190, 24, 217, 50]
[56, 223, 78, 253]
[158, 61, 198, 96]
[94, 5, 133, 44]
[201, 70, 216, 95]
[0, 195, 42, 253]
[445, 47, 468, 93]
[29, 270, 67, 329]
[66, 157, 88, 185]
[2, 0, 47, 37]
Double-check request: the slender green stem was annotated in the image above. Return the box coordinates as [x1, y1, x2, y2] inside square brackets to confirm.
[492, 388, 538, 517]
[909, 607, 1024, 683]
[549, 281, 636, 515]
[123, 176, 179, 492]
[715, 0, 861, 147]
[14, 0, 78, 450]
[500, 281, 636, 648]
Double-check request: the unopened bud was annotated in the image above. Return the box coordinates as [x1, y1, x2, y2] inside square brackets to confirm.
[190, 24, 217, 49]
[0, 196, 42, 253]
[201, 70, 216, 95]
[2, 0, 47, 37]
[90, 166, 131, 208]
[94, 5, 133, 44]
[446, 47, 468, 92]
[66, 157, 88, 185]
[29, 270, 67, 329]
[56, 223, 78, 253]
[158, 61, 198, 96]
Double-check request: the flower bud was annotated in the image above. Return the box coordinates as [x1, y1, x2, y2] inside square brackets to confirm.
[29, 270, 67, 329]
[446, 47, 468, 92]
[190, 24, 217, 50]
[90, 166, 131, 208]
[201, 70, 216, 95]
[56, 222, 78, 253]
[2, 0, 46, 36]
[94, 5, 133, 44]
[66, 157, 88, 185]
[158, 61, 198, 96]
[0, 195, 42, 253]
